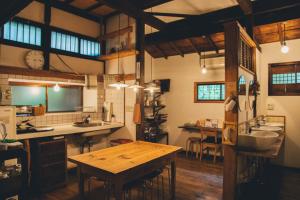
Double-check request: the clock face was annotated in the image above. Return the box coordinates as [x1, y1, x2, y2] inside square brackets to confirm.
[25, 50, 45, 69]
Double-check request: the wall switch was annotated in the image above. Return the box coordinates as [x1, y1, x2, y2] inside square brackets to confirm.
[267, 104, 274, 110]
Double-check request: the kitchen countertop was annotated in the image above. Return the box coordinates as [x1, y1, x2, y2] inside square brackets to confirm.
[16, 122, 124, 140]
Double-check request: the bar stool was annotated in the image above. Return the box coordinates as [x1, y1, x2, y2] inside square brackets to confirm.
[185, 137, 202, 159]
[200, 136, 222, 163]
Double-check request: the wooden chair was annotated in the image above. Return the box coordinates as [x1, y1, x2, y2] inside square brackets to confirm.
[200, 131, 223, 163]
[185, 137, 202, 159]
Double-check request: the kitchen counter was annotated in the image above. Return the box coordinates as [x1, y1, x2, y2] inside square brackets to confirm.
[16, 122, 124, 140]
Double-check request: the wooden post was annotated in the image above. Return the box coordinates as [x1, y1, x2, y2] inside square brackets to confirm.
[223, 21, 240, 200]
[135, 18, 145, 140]
[43, 0, 51, 70]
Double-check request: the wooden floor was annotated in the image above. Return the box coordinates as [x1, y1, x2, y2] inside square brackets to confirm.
[31, 153, 300, 200]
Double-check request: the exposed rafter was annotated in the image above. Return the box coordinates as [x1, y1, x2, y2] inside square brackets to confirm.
[168, 42, 184, 57]
[85, 2, 104, 12]
[145, 0, 300, 45]
[147, 12, 196, 18]
[64, 0, 75, 4]
[205, 35, 219, 54]
[97, 0, 167, 30]
[236, 0, 252, 15]
[188, 39, 201, 55]
[155, 45, 168, 59]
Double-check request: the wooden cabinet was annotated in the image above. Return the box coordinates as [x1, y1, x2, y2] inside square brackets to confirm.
[30, 137, 67, 193]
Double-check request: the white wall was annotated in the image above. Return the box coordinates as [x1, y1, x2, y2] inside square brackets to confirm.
[153, 53, 225, 148]
[259, 39, 300, 168]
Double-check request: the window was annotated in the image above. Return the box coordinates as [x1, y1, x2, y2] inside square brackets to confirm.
[11, 85, 82, 112]
[51, 29, 100, 57]
[194, 82, 225, 102]
[269, 61, 300, 96]
[2, 19, 42, 46]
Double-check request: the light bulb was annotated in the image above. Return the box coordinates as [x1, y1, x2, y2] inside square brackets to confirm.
[31, 86, 40, 95]
[281, 43, 289, 54]
[150, 89, 154, 94]
[116, 86, 121, 90]
[201, 66, 207, 74]
[133, 87, 138, 93]
[53, 83, 60, 92]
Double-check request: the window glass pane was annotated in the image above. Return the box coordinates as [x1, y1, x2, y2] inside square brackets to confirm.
[36, 27, 41, 46]
[48, 87, 82, 112]
[23, 24, 30, 43]
[11, 86, 46, 106]
[197, 83, 225, 101]
[51, 31, 56, 48]
[3, 22, 10, 39]
[17, 22, 24, 42]
[10, 21, 17, 41]
[272, 73, 296, 84]
[29, 26, 36, 45]
[56, 32, 61, 49]
[51, 31, 80, 54]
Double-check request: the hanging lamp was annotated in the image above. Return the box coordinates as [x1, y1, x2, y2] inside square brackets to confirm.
[144, 7, 160, 94]
[201, 51, 207, 74]
[281, 23, 289, 54]
[109, 14, 128, 89]
[129, 62, 144, 92]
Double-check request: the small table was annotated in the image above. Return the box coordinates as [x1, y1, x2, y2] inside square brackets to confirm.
[68, 141, 182, 200]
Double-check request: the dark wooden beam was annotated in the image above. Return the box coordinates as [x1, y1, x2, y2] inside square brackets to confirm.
[85, 2, 104, 12]
[145, 0, 300, 45]
[168, 42, 184, 57]
[155, 45, 168, 59]
[97, 0, 166, 30]
[237, 0, 252, 15]
[0, 0, 33, 27]
[36, 0, 102, 23]
[188, 39, 200, 55]
[205, 35, 219, 54]
[64, 0, 75, 4]
[141, 0, 173, 9]
[277, 23, 284, 45]
[147, 12, 196, 18]
[43, 0, 51, 70]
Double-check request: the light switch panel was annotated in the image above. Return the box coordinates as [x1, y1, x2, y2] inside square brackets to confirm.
[267, 104, 274, 110]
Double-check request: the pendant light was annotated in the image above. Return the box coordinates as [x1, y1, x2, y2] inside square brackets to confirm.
[281, 23, 289, 54]
[129, 62, 144, 92]
[53, 83, 60, 92]
[109, 14, 128, 89]
[144, 7, 160, 94]
[201, 51, 207, 74]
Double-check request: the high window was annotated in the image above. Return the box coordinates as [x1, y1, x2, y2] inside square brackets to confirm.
[2, 19, 42, 47]
[194, 82, 225, 103]
[269, 61, 300, 96]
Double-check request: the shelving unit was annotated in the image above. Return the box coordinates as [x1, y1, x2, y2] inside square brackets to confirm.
[144, 92, 169, 144]
[99, 49, 138, 61]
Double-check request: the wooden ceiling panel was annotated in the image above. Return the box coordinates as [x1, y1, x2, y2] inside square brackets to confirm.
[70, 0, 97, 9]
[91, 5, 116, 16]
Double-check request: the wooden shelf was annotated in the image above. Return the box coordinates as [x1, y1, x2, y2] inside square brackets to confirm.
[100, 26, 133, 40]
[100, 49, 138, 61]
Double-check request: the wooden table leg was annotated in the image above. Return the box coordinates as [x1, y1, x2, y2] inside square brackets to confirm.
[78, 166, 85, 200]
[114, 180, 124, 200]
[170, 160, 176, 200]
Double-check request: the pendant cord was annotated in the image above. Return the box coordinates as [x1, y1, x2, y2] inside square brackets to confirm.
[118, 14, 121, 76]
[283, 24, 286, 44]
[150, 7, 153, 82]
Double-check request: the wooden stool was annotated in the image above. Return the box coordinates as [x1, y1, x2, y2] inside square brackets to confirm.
[185, 137, 202, 159]
[200, 137, 222, 163]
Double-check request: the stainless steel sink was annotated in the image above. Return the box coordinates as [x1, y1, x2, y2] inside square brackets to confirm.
[238, 131, 279, 151]
[73, 122, 107, 128]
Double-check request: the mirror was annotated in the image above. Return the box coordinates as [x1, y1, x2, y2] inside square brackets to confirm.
[238, 75, 246, 111]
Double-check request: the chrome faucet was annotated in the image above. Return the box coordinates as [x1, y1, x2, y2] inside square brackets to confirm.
[83, 115, 91, 124]
[0, 121, 7, 141]
[245, 121, 251, 135]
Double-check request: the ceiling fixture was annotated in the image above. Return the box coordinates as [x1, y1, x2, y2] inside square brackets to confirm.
[200, 51, 207, 74]
[129, 62, 144, 92]
[281, 23, 289, 54]
[53, 83, 60, 92]
[109, 14, 128, 89]
[144, 7, 160, 94]
[129, 81, 144, 92]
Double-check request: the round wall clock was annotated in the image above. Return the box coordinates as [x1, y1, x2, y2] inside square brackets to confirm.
[25, 50, 45, 69]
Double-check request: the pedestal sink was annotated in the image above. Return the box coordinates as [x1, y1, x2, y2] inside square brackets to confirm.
[238, 131, 279, 151]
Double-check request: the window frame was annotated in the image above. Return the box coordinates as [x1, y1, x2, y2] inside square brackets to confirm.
[0, 17, 44, 50]
[268, 61, 300, 96]
[194, 81, 225, 103]
[10, 83, 83, 113]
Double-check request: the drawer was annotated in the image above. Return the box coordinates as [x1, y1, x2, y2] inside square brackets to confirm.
[38, 139, 66, 155]
[40, 152, 66, 165]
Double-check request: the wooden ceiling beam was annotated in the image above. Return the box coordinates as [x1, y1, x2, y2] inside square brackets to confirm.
[204, 35, 219, 54]
[146, 12, 195, 18]
[145, 0, 300, 45]
[155, 45, 168, 59]
[64, 0, 75, 4]
[142, 0, 173, 9]
[85, 2, 105, 12]
[168, 42, 184, 57]
[36, 0, 102, 23]
[0, 0, 33, 27]
[277, 23, 284, 45]
[236, 0, 252, 15]
[188, 38, 201, 55]
[97, 0, 166, 30]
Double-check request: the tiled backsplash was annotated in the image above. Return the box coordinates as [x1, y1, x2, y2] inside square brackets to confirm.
[0, 73, 105, 126]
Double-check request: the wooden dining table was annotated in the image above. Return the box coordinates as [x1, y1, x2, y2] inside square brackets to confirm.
[68, 141, 182, 200]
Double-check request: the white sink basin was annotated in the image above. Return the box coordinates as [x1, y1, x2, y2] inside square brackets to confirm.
[238, 131, 279, 151]
[251, 126, 282, 132]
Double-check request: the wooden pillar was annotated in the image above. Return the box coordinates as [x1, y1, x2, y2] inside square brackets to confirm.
[43, 0, 51, 70]
[223, 21, 240, 200]
[135, 18, 145, 140]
